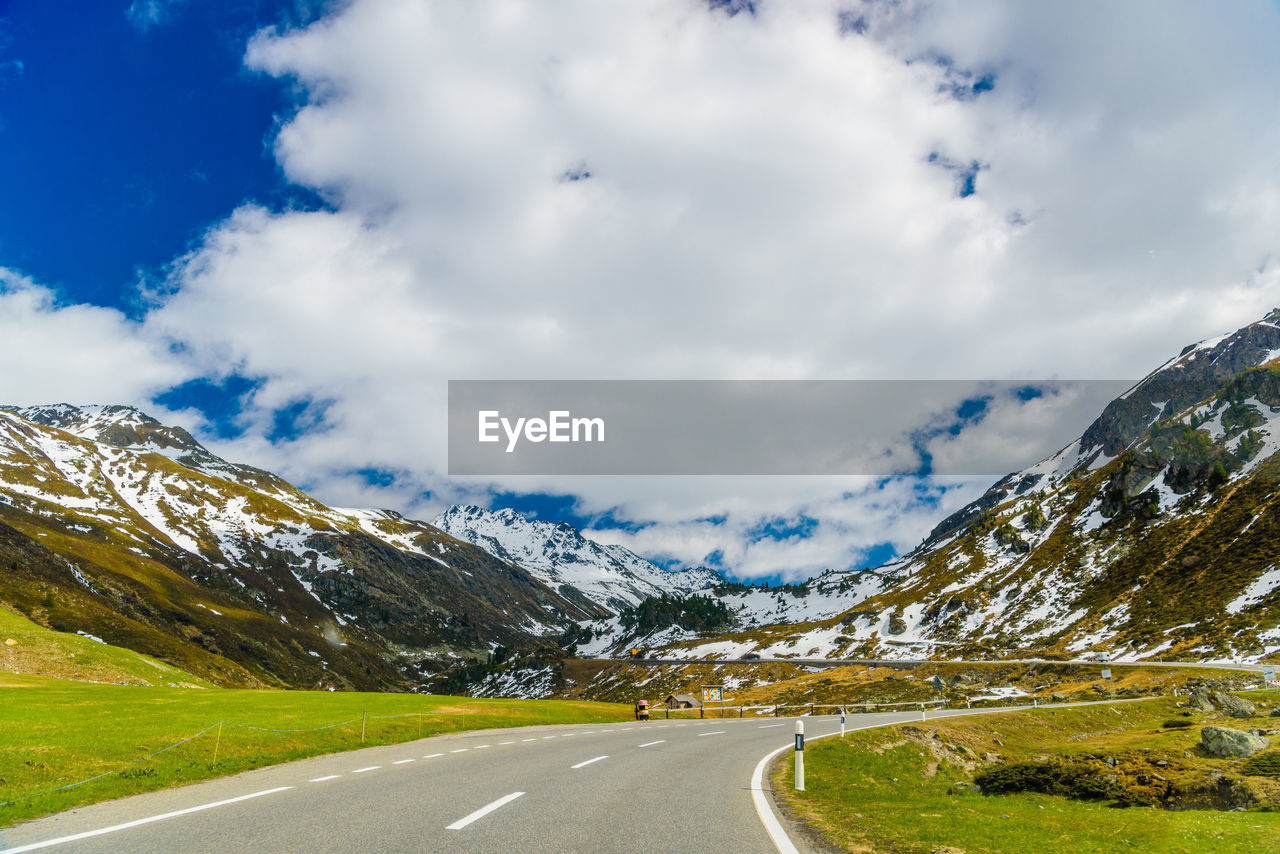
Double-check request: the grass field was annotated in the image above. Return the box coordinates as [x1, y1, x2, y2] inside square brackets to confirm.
[0, 673, 631, 827]
[0, 605, 212, 687]
[774, 697, 1280, 853]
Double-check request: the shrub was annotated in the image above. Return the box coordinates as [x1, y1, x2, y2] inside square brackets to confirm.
[1161, 719, 1194, 729]
[1242, 751, 1280, 778]
[973, 761, 1121, 801]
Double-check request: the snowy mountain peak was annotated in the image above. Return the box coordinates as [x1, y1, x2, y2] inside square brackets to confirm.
[14, 403, 207, 458]
[432, 504, 722, 612]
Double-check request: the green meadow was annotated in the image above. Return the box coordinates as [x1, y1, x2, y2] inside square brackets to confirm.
[0, 673, 631, 827]
[775, 697, 1280, 853]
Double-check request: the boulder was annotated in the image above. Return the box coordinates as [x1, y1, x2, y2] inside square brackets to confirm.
[1213, 691, 1256, 716]
[1188, 689, 1216, 713]
[1270, 708, 1280, 718]
[1189, 688, 1257, 715]
[1201, 726, 1269, 758]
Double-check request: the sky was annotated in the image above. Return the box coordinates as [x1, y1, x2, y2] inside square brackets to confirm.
[3, 0, 1280, 582]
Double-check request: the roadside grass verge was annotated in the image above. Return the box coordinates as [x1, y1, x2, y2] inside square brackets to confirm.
[774, 699, 1280, 853]
[0, 673, 630, 827]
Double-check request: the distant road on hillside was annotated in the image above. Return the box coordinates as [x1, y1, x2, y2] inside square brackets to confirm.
[620, 657, 1266, 672]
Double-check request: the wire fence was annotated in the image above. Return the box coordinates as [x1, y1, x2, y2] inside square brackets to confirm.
[0, 705, 565, 810]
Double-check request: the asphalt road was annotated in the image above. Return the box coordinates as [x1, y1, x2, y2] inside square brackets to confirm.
[0, 707, 1019, 854]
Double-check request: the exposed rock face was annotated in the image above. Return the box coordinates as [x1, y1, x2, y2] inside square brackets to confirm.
[1200, 726, 1269, 758]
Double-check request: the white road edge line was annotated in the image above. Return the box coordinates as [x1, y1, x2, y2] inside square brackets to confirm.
[758, 724, 783, 729]
[698, 731, 726, 736]
[570, 755, 609, 769]
[0, 787, 294, 854]
[638, 740, 665, 748]
[445, 791, 525, 831]
[309, 775, 341, 782]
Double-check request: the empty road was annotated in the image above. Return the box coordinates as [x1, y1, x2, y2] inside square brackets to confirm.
[1, 704, 1120, 853]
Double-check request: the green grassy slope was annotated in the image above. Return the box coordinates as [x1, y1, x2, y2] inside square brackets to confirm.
[775, 697, 1280, 853]
[0, 674, 631, 827]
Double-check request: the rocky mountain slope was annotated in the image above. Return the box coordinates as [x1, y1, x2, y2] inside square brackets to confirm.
[432, 504, 892, 656]
[0, 405, 595, 689]
[432, 504, 724, 612]
[653, 310, 1280, 664]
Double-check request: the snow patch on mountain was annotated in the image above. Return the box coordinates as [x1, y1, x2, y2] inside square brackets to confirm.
[432, 505, 722, 612]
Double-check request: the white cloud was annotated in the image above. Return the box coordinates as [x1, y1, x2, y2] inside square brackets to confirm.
[26, 0, 1280, 577]
[0, 269, 191, 406]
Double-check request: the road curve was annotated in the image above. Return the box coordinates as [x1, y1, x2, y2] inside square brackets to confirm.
[0, 707, 1041, 854]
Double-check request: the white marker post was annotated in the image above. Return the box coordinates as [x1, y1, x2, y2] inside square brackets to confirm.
[840, 708, 846, 738]
[794, 719, 805, 792]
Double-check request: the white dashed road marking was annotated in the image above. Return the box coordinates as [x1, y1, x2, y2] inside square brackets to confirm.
[445, 792, 525, 831]
[352, 766, 380, 773]
[393, 759, 415, 765]
[638, 740, 665, 748]
[570, 756, 609, 769]
[309, 775, 340, 782]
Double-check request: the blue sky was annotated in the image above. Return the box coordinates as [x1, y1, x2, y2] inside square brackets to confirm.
[0, 2, 325, 310]
[3, 1, 1280, 582]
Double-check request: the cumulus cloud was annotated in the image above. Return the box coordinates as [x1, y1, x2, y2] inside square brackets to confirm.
[41, 0, 1280, 577]
[0, 269, 191, 406]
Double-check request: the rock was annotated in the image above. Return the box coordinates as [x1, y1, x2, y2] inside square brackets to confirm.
[1190, 688, 1257, 716]
[1270, 708, 1280, 718]
[932, 848, 968, 854]
[1213, 691, 1256, 716]
[887, 614, 908, 635]
[1231, 709, 1252, 719]
[1188, 689, 1216, 713]
[952, 781, 981, 794]
[1200, 726, 1270, 758]
[1051, 692, 1067, 702]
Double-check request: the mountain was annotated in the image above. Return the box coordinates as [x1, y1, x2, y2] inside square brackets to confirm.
[0, 405, 595, 689]
[650, 310, 1280, 664]
[432, 504, 723, 613]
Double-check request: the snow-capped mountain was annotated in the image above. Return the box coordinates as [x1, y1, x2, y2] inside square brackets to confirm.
[432, 505, 723, 613]
[0, 405, 594, 689]
[651, 309, 1280, 664]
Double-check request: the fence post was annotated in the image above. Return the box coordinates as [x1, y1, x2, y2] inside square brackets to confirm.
[361, 711, 367, 743]
[213, 721, 223, 764]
